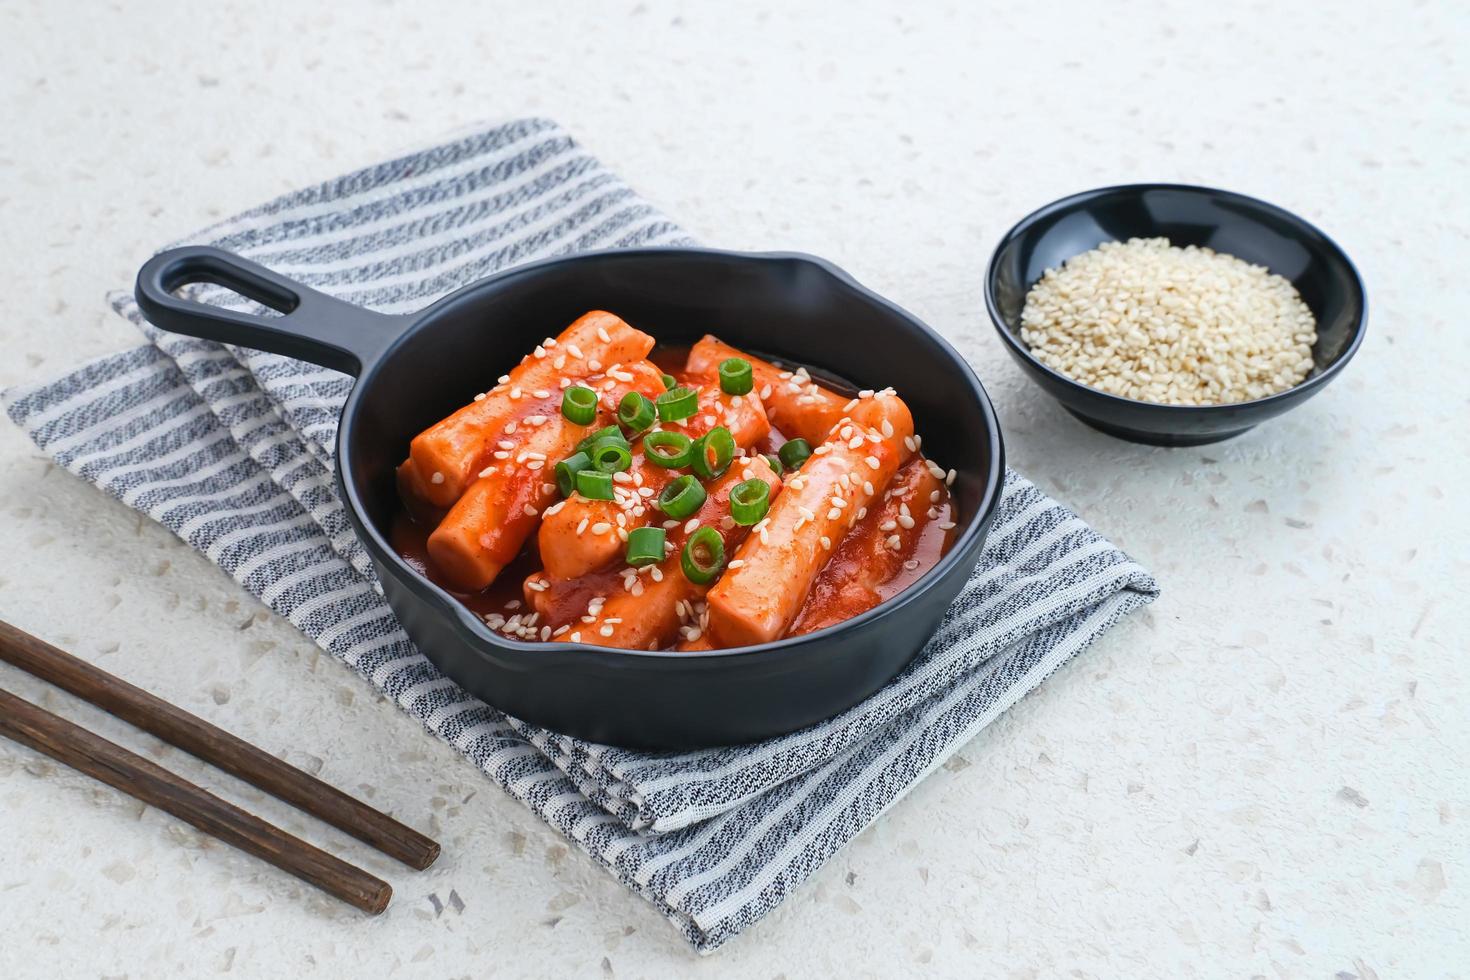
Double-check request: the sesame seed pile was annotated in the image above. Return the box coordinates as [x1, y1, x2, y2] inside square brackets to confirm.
[1019, 237, 1318, 406]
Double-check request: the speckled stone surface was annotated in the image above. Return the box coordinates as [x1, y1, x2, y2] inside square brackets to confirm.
[0, 1, 1464, 976]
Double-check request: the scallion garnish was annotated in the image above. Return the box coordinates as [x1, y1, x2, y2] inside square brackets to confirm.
[560, 386, 598, 425]
[718, 357, 754, 396]
[680, 526, 725, 585]
[575, 469, 615, 501]
[778, 438, 813, 470]
[729, 478, 770, 526]
[554, 450, 592, 497]
[625, 526, 666, 567]
[643, 430, 694, 468]
[617, 390, 656, 434]
[656, 385, 698, 422]
[657, 474, 706, 519]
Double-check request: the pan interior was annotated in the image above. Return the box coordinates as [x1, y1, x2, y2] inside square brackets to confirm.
[344, 251, 996, 583]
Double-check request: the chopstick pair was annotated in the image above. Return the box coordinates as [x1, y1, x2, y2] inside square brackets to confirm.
[0, 619, 439, 914]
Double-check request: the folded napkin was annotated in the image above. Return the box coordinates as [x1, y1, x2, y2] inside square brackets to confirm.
[3, 118, 1158, 952]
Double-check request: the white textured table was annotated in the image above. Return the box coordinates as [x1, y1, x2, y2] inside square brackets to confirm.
[1, 1, 1464, 975]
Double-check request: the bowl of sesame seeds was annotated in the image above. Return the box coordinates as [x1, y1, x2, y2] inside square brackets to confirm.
[984, 183, 1367, 446]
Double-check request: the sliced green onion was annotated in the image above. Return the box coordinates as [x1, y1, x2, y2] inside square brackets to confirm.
[560, 386, 598, 425]
[691, 426, 734, 480]
[554, 450, 592, 497]
[617, 390, 656, 434]
[656, 385, 698, 422]
[718, 357, 754, 395]
[661, 373, 678, 390]
[643, 430, 694, 468]
[575, 424, 623, 455]
[575, 469, 615, 501]
[762, 453, 784, 475]
[625, 526, 666, 567]
[591, 439, 632, 474]
[778, 438, 813, 470]
[729, 478, 770, 526]
[680, 526, 725, 585]
[657, 474, 706, 520]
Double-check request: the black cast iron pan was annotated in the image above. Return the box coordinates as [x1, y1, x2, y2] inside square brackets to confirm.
[135, 246, 1006, 749]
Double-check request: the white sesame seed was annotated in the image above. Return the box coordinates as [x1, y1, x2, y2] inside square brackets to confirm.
[865, 456, 881, 470]
[570, 631, 581, 642]
[523, 504, 538, 517]
[567, 343, 584, 359]
[473, 392, 487, 402]
[576, 518, 589, 535]
[886, 534, 902, 550]
[939, 521, 956, 530]
[897, 514, 915, 529]
[591, 522, 611, 535]
[597, 325, 611, 343]
[430, 471, 445, 485]
[820, 535, 832, 550]
[479, 466, 497, 478]
[726, 559, 745, 569]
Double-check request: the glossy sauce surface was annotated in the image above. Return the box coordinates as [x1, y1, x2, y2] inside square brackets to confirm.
[394, 344, 957, 649]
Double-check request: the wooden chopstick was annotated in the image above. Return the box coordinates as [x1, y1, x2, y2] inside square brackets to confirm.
[0, 686, 392, 914]
[0, 619, 439, 870]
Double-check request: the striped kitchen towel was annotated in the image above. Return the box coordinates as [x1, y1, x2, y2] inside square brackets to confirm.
[3, 118, 1158, 953]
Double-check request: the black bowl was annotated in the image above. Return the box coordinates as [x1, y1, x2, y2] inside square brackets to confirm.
[135, 246, 1006, 749]
[984, 183, 1367, 446]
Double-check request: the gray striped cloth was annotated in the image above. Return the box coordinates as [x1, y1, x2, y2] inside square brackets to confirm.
[3, 118, 1158, 953]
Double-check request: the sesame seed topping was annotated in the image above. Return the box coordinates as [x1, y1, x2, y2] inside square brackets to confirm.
[903, 559, 920, 571]
[567, 343, 584, 359]
[430, 471, 445, 485]
[591, 522, 611, 535]
[523, 504, 538, 517]
[820, 535, 832, 550]
[473, 392, 487, 402]
[576, 518, 589, 535]
[479, 466, 497, 478]
[597, 325, 611, 343]
[726, 559, 745, 569]
[866, 456, 881, 470]
[939, 521, 956, 530]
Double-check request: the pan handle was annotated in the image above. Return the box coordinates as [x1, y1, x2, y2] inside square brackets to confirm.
[134, 246, 409, 377]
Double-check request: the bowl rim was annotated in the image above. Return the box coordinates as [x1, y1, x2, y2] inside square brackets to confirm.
[339, 245, 1008, 667]
[982, 181, 1369, 415]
